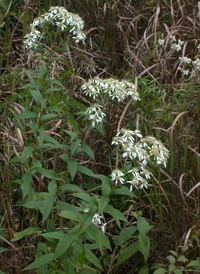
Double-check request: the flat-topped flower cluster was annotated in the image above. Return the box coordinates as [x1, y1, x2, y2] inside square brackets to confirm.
[24, 6, 85, 49]
[81, 77, 139, 102]
[82, 77, 139, 127]
[111, 129, 169, 191]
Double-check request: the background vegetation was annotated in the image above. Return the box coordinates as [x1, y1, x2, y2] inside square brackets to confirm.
[0, 0, 199, 273]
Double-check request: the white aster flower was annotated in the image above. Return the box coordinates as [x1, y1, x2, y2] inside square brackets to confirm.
[117, 128, 136, 144]
[171, 43, 182, 52]
[182, 70, 190, 76]
[140, 166, 151, 179]
[92, 213, 103, 225]
[193, 58, 200, 71]
[158, 39, 165, 46]
[139, 178, 148, 189]
[111, 169, 125, 185]
[170, 35, 176, 42]
[101, 223, 107, 234]
[128, 167, 140, 177]
[127, 175, 142, 191]
[111, 137, 121, 145]
[86, 104, 106, 127]
[179, 57, 192, 64]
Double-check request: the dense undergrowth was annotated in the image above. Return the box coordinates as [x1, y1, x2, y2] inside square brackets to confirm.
[0, 0, 200, 273]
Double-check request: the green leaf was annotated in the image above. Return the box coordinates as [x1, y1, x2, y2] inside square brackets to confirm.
[169, 250, 178, 257]
[73, 243, 85, 266]
[38, 195, 56, 224]
[44, 88, 61, 95]
[103, 205, 127, 228]
[0, 247, 8, 254]
[86, 224, 111, 253]
[72, 192, 92, 203]
[24, 253, 54, 270]
[139, 265, 149, 274]
[25, 122, 38, 133]
[112, 185, 135, 197]
[37, 242, 48, 253]
[24, 69, 34, 82]
[63, 258, 76, 274]
[101, 176, 112, 196]
[31, 167, 61, 180]
[60, 153, 69, 164]
[169, 264, 176, 272]
[173, 269, 183, 274]
[137, 217, 151, 235]
[94, 124, 104, 136]
[40, 113, 58, 122]
[12, 227, 40, 241]
[10, 156, 22, 163]
[98, 196, 110, 213]
[32, 159, 42, 168]
[23, 200, 39, 209]
[68, 112, 79, 134]
[15, 111, 37, 120]
[61, 184, 83, 193]
[30, 90, 44, 106]
[79, 265, 97, 273]
[81, 144, 95, 161]
[177, 255, 188, 263]
[138, 234, 150, 263]
[38, 128, 45, 145]
[85, 248, 103, 270]
[77, 165, 97, 178]
[68, 159, 78, 181]
[44, 136, 59, 145]
[40, 231, 65, 240]
[21, 173, 32, 199]
[186, 260, 200, 268]
[71, 139, 81, 156]
[37, 144, 69, 151]
[48, 180, 57, 196]
[46, 79, 63, 87]
[21, 146, 34, 163]
[167, 255, 176, 264]
[0, 270, 6, 274]
[55, 201, 80, 215]
[24, 82, 42, 90]
[117, 242, 139, 266]
[23, 146, 34, 157]
[54, 233, 76, 258]
[58, 210, 80, 221]
[39, 64, 47, 77]
[116, 226, 137, 247]
[153, 269, 168, 274]
[64, 130, 78, 142]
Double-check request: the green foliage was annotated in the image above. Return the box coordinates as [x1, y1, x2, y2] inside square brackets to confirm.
[0, 1, 199, 273]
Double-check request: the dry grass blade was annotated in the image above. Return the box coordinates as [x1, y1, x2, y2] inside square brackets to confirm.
[46, 119, 62, 136]
[15, 127, 24, 150]
[0, 235, 16, 249]
[186, 181, 200, 197]
[170, 111, 188, 143]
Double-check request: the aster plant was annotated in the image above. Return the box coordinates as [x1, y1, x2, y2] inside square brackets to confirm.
[81, 78, 169, 192]
[24, 6, 85, 50]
